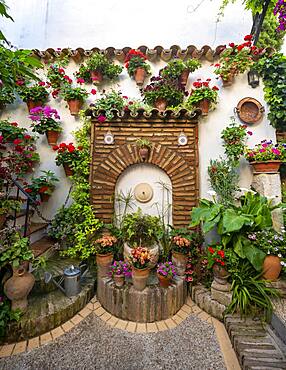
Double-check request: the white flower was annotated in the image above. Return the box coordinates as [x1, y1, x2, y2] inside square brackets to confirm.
[275, 247, 279, 251]
[280, 261, 285, 266]
[278, 254, 282, 258]
[267, 250, 270, 254]
[207, 190, 216, 197]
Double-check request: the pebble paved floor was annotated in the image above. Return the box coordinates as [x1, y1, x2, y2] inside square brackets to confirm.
[0, 312, 226, 370]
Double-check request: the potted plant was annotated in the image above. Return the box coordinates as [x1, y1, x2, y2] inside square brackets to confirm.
[1, 231, 35, 311]
[17, 81, 49, 112]
[136, 138, 152, 161]
[207, 244, 229, 284]
[29, 106, 62, 146]
[142, 75, 185, 111]
[0, 120, 26, 143]
[53, 142, 83, 176]
[0, 86, 15, 109]
[184, 79, 219, 115]
[0, 197, 21, 229]
[125, 49, 151, 86]
[92, 235, 117, 278]
[121, 209, 162, 267]
[60, 83, 88, 115]
[248, 229, 286, 281]
[90, 90, 125, 121]
[109, 260, 131, 287]
[76, 52, 123, 84]
[129, 246, 152, 291]
[157, 261, 177, 288]
[221, 117, 251, 162]
[171, 232, 192, 276]
[47, 58, 69, 88]
[214, 35, 262, 86]
[24, 170, 59, 202]
[160, 58, 201, 86]
[245, 140, 286, 173]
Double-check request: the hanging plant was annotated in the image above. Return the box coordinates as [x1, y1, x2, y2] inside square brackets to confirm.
[184, 79, 219, 115]
[160, 58, 201, 86]
[124, 49, 151, 86]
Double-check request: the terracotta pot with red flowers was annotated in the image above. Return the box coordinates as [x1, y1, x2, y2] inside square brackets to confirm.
[24, 170, 59, 203]
[60, 84, 88, 116]
[245, 140, 285, 173]
[29, 106, 62, 146]
[93, 235, 117, 278]
[125, 49, 151, 86]
[214, 35, 263, 87]
[16, 80, 49, 112]
[207, 244, 229, 285]
[53, 142, 83, 177]
[129, 247, 151, 291]
[171, 235, 192, 276]
[185, 79, 219, 115]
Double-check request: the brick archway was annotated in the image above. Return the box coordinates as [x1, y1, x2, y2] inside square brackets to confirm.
[90, 115, 199, 228]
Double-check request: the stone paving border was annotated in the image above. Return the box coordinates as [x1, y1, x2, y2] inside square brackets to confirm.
[0, 295, 241, 370]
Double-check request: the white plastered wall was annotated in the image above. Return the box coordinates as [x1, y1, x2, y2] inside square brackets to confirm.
[0, 0, 276, 220]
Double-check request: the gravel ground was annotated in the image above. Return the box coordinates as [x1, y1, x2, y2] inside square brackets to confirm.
[0, 313, 226, 370]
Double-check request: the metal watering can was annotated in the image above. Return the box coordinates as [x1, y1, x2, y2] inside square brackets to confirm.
[44, 264, 88, 297]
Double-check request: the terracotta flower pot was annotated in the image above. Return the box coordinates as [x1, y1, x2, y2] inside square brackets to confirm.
[40, 193, 51, 202]
[67, 99, 83, 116]
[4, 267, 35, 312]
[139, 147, 149, 161]
[26, 100, 43, 112]
[250, 161, 281, 173]
[46, 130, 60, 146]
[114, 274, 125, 288]
[0, 214, 6, 229]
[154, 98, 167, 111]
[90, 70, 103, 84]
[197, 99, 210, 115]
[63, 163, 74, 177]
[222, 73, 235, 87]
[96, 252, 114, 278]
[132, 266, 150, 291]
[171, 251, 188, 276]
[213, 263, 230, 285]
[179, 69, 190, 86]
[124, 243, 159, 269]
[157, 273, 171, 288]
[263, 255, 282, 281]
[134, 67, 146, 86]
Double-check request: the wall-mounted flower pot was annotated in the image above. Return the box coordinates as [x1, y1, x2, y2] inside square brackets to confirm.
[90, 70, 103, 84]
[40, 193, 51, 202]
[263, 255, 282, 281]
[67, 99, 82, 116]
[179, 69, 190, 86]
[250, 160, 281, 173]
[46, 130, 60, 146]
[154, 98, 167, 111]
[26, 100, 43, 112]
[139, 147, 149, 161]
[222, 74, 234, 87]
[197, 99, 210, 116]
[63, 163, 74, 177]
[134, 67, 146, 86]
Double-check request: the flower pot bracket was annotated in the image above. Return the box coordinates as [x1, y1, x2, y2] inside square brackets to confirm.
[234, 97, 264, 124]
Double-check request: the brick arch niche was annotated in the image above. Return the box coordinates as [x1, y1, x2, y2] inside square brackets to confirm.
[89, 110, 200, 228]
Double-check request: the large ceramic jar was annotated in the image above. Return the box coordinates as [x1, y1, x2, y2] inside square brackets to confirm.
[171, 251, 188, 276]
[4, 267, 35, 311]
[96, 252, 114, 278]
[132, 267, 150, 291]
[124, 243, 159, 268]
[263, 255, 282, 281]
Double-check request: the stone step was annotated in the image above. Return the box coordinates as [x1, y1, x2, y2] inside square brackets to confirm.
[271, 298, 286, 346]
[3, 268, 96, 343]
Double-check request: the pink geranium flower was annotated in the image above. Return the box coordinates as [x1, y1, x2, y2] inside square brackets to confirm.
[97, 115, 106, 123]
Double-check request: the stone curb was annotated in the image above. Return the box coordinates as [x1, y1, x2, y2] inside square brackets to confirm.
[0, 294, 239, 370]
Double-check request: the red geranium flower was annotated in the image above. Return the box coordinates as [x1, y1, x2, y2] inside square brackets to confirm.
[13, 139, 23, 145]
[25, 188, 33, 193]
[229, 42, 235, 48]
[11, 122, 18, 127]
[16, 80, 25, 86]
[38, 81, 45, 86]
[39, 186, 49, 193]
[90, 89, 97, 95]
[244, 34, 253, 41]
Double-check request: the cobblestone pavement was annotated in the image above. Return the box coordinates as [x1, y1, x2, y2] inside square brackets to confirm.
[0, 312, 227, 370]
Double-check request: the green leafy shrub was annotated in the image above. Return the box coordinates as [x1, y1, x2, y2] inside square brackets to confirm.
[160, 59, 201, 79]
[17, 82, 49, 103]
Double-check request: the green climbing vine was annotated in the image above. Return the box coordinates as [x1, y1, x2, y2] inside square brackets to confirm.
[49, 114, 103, 260]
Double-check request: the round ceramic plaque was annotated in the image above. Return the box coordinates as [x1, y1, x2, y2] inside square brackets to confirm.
[235, 97, 264, 124]
[134, 183, 153, 203]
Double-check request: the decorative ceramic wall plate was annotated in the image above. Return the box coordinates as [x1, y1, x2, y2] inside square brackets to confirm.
[235, 97, 264, 124]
